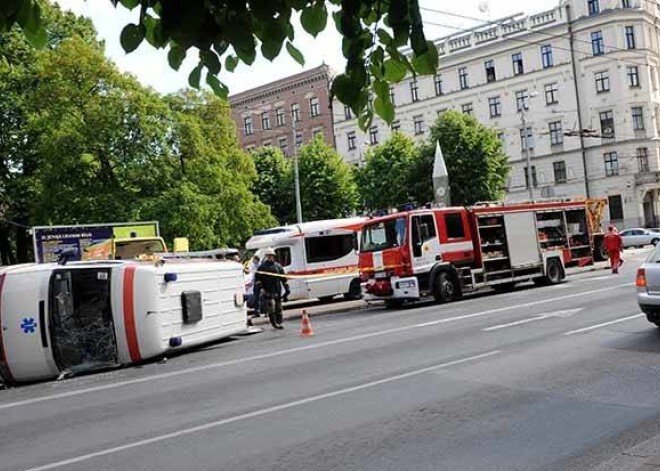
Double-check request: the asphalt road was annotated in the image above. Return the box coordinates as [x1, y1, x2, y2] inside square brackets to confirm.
[2, 250, 660, 471]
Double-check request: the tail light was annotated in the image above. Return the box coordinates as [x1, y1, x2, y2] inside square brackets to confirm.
[637, 268, 647, 288]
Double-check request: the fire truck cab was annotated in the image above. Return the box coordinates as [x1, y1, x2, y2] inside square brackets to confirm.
[360, 200, 604, 307]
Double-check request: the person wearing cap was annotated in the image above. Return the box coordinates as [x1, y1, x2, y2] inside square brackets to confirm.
[603, 225, 624, 274]
[255, 248, 290, 329]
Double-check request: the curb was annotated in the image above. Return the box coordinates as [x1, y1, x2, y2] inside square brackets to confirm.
[249, 301, 376, 327]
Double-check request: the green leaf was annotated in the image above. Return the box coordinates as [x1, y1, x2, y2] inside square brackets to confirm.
[119, 0, 140, 9]
[167, 44, 186, 70]
[120, 23, 145, 53]
[235, 46, 256, 66]
[331, 74, 361, 108]
[207, 74, 229, 99]
[285, 42, 305, 66]
[412, 41, 438, 75]
[373, 96, 395, 124]
[300, 2, 327, 37]
[383, 58, 407, 83]
[358, 109, 374, 131]
[200, 49, 221, 74]
[261, 37, 284, 61]
[188, 64, 202, 89]
[225, 55, 239, 72]
[16, 0, 47, 48]
[144, 15, 167, 48]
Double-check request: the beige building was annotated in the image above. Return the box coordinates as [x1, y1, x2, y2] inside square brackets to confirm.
[334, 0, 660, 228]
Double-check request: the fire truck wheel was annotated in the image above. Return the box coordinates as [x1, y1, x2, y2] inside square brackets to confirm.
[344, 279, 363, 301]
[545, 259, 563, 285]
[433, 271, 457, 303]
[493, 282, 516, 293]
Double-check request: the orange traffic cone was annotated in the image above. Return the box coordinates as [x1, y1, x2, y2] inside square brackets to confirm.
[300, 310, 314, 337]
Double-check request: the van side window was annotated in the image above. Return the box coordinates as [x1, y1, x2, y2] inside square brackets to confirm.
[412, 215, 437, 257]
[275, 247, 292, 267]
[305, 234, 353, 263]
[445, 213, 465, 239]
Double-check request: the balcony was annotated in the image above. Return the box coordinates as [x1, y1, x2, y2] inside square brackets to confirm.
[635, 171, 660, 186]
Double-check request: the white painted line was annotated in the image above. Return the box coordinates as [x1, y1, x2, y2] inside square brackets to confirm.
[0, 283, 632, 412]
[483, 316, 548, 332]
[24, 350, 501, 471]
[564, 314, 645, 336]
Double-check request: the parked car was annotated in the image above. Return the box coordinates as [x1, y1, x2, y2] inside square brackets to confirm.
[637, 246, 660, 326]
[619, 228, 660, 248]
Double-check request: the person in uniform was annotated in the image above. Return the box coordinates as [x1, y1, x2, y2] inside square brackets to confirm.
[603, 225, 624, 274]
[255, 248, 290, 329]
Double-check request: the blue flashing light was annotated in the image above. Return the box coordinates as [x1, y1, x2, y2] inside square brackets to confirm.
[169, 336, 183, 348]
[164, 272, 178, 283]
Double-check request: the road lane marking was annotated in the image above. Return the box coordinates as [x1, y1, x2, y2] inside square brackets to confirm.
[564, 314, 645, 335]
[24, 350, 500, 471]
[483, 316, 548, 331]
[0, 283, 632, 412]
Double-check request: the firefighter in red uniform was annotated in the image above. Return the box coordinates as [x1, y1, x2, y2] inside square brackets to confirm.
[603, 226, 624, 274]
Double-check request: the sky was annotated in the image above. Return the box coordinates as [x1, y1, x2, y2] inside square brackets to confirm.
[53, 0, 561, 96]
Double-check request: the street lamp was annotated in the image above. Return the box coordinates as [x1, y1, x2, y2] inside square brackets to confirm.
[292, 119, 303, 224]
[521, 92, 538, 201]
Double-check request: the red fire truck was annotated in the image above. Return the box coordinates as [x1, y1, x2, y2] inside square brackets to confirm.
[359, 199, 606, 307]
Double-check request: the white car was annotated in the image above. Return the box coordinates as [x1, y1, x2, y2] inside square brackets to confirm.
[619, 228, 660, 248]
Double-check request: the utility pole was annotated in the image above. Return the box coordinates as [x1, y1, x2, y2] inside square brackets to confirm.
[521, 107, 534, 201]
[292, 119, 303, 224]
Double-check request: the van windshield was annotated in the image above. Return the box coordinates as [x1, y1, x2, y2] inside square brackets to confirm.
[361, 218, 406, 253]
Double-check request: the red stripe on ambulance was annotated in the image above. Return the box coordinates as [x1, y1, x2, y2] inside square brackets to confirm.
[0, 273, 15, 384]
[122, 265, 142, 363]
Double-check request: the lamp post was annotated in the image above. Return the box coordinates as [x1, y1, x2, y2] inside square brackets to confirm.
[292, 119, 303, 224]
[521, 92, 538, 201]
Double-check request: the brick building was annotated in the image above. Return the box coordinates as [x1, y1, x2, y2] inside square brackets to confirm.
[229, 65, 335, 156]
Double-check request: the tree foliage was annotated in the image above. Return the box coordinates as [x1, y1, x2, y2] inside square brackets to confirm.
[293, 136, 358, 222]
[1, 0, 436, 129]
[250, 147, 292, 225]
[356, 132, 419, 210]
[418, 110, 510, 206]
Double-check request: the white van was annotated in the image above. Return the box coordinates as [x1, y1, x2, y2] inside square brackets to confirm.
[245, 217, 366, 303]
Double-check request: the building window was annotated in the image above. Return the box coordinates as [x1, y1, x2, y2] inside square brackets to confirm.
[276, 108, 285, 126]
[515, 89, 529, 112]
[347, 131, 356, 150]
[512, 52, 524, 75]
[261, 112, 271, 130]
[369, 126, 379, 145]
[632, 106, 645, 130]
[278, 137, 288, 155]
[520, 127, 534, 150]
[391, 120, 401, 132]
[484, 60, 496, 83]
[600, 110, 615, 138]
[604, 151, 619, 176]
[541, 45, 553, 68]
[588, 0, 600, 15]
[313, 128, 323, 138]
[545, 83, 559, 105]
[309, 97, 320, 117]
[461, 103, 474, 115]
[246, 145, 255, 152]
[262, 140, 272, 147]
[488, 96, 502, 118]
[291, 103, 300, 122]
[553, 161, 567, 183]
[625, 26, 636, 49]
[295, 132, 303, 147]
[595, 71, 610, 93]
[410, 79, 419, 102]
[609, 195, 624, 221]
[244, 116, 253, 135]
[628, 66, 640, 88]
[622, 0, 631, 7]
[434, 74, 443, 96]
[414, 115, 425, 135]
[524, 166, 538, 188]
[344, 105, 352, 120]
[637, 147, 650, 172]
[591, 31, 604, 55]
[390, 87, 396, 106]
[458, 67, 469, 90]
[549, 121, 563, 146]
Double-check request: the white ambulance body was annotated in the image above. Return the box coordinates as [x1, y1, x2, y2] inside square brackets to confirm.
[245, 217, 366, 302]
[0, 259, 246, 384]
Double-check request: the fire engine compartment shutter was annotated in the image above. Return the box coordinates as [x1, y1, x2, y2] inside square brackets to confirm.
[504, 212, 542, 267]
[181, 291, 202, 324]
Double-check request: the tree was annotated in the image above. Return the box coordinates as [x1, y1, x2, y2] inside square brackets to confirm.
[416, 110, 510, 206]
[356, 132, 420, 211]
[295, 135, 358, 221]
[250, 147, 292, 225]
[1, 0, 436, 128]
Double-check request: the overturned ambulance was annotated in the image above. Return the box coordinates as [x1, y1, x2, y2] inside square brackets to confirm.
[0, 259, 247, 384]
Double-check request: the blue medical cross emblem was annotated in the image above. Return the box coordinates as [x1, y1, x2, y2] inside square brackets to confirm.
[20, 317, 37, 334]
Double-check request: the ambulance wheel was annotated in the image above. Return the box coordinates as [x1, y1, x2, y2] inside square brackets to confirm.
[344, 279, 362, 301]
[433, 271, 457, 303]
[544, 259, 563, 285]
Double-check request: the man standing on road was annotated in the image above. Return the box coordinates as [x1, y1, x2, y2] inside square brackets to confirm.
[255, 248, 290, 329]
[604, 226, 624, 274]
